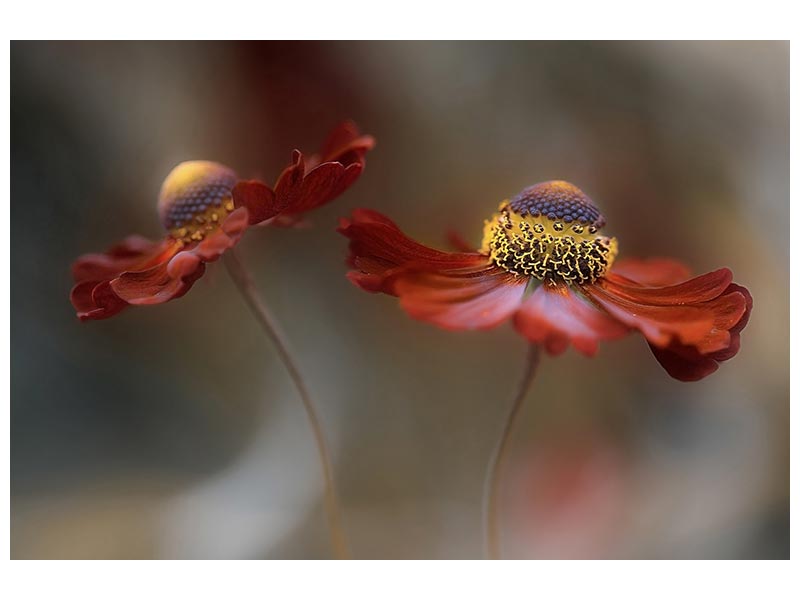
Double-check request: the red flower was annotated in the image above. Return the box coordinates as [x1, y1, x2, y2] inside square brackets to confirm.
[71, 122, 374, 321]
[339, 181, 752, 381]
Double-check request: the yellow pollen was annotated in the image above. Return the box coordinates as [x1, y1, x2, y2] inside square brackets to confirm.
[158, 160, 238, 243]
[482, 194, 618, 284]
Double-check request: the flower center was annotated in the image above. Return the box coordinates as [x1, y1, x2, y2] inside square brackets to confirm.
[158, 161, 238, 244]
[481, 181, 618, 284]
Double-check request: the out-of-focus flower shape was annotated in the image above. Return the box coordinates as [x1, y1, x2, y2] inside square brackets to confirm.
[339, 181, 751, 381]
[509, 431, 630, 559]
[71, 122, 374, 320]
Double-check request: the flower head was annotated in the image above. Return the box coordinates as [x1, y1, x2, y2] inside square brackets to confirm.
[71, 122, 374, 320]
[339, 181, 751, 381]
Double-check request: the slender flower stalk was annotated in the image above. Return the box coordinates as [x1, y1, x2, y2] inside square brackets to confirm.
[483, 344, 542, 560]
[224, 249, 350, 559]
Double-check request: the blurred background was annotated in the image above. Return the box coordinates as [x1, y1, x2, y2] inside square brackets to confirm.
[11, 41, 788, 559]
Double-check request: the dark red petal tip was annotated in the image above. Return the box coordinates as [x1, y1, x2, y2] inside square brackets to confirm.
[584, 263, 751, 381]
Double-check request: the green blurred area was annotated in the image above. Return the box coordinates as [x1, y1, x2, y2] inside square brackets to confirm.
[11, 41, 788, 559]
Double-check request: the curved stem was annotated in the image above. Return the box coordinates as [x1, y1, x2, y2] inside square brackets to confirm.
[224, 249, 350, 559]
[484, 343, 541, 560]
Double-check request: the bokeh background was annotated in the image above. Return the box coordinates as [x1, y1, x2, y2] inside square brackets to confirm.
[11, 41, 788, 559]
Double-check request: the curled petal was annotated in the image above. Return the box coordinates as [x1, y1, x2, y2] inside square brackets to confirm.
[70, 280, 128, 321]
[71, 237, 182, 320]
[238, 122, 375, 225]
[513, 283, 629, 356]
[584, 276, 744, 353]
[111, 261, 206, 305]
[648, 283, 753, 381]
[583, 269, 750, 380]
[71, 208, 249, 321]
[339, 208, 491, 294]
[72, 236, 176, 282]
[276, 151, 367, 216]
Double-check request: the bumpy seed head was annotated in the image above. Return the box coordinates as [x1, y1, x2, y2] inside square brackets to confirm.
[158, 161, 238, 243]
[482, 181, 618, 284]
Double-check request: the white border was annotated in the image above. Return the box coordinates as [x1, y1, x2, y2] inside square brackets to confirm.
[3, 2, 796, 599]
[1, 1, 795, 40]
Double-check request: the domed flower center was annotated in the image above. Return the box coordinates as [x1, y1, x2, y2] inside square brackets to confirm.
[481, 181, 618, 284]
[158, 161, 238, 244]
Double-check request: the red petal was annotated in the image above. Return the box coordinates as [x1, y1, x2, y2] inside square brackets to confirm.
[241, 122, 375, 225]
[232, 180, 280, 225]
[70, 281, 127, 321]
[180, 207, 249, 264]
[115, 207, 246, 303]
[610, 257, 692, 287]
[583, 268, 751, 381]
[111, 261, 207, 305]
[602, 268, 733, 306]
[338, 208, 524, 330]
[313, 120, 376, 167]
[394, 264, 527, 330]
[70, 209, 249, 321]
[72, 236, 177, 281]
[281, 160, 364, 215]
[648, 283, 753, 381]
[513, 283, 630, 356]
[338, 208, 490, 294]
[70, 236, 183, 320]
[585, 278, 744, 352]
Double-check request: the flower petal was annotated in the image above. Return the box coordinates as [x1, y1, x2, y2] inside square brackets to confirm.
[111, 261, 207, 305]
[339, 208, 491, 294]
[648, 283, 753, 381]
[602, 268, 733, 306]
[232, 180, 280, 225]
[582, 269, 751, 381]
[179, 207, 249, 264]
[72, 236, 177, 282]
[338, 208, 525, 330]
[513, 283, 630, 356]
[609, 257, 692, 287]
[312, 119, 376, 168]
[584, 276, 744, 353]
[394, 264, 527, 330]
[70, 280, 128, 321]
[238, 122, 375, 225]
[71, 209, 249, 320]
[71, 236, 183, 320]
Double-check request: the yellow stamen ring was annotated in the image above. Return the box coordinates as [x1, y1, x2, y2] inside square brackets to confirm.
[482, 200, 618, 284]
